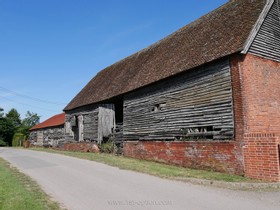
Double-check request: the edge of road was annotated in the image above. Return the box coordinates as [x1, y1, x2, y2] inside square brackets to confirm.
[3, 147, 280, 191]
[172, 177, 280, 191]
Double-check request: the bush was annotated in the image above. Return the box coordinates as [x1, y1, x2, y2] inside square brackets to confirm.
[12, 133, 26, 147]
[0, 138, 7, 147]
[99, 140, 115, 153]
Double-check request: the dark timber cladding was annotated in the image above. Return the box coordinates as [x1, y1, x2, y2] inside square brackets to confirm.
[248, 1, 280, 61]
[123, 59, 234, 140]
[65, 104, 99, 141]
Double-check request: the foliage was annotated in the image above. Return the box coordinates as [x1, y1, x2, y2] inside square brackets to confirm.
[99, 140, 115, 153]
[0, 138, 7, 146]
[0, 108, 40, 146]
[22, 111, 40, 128]
[6, 108, 21, 128]
[0, 117, 15, 146]
[12, 133, 26, 147]
[0, 158, 61, 210]
[0, 107, 4, 117]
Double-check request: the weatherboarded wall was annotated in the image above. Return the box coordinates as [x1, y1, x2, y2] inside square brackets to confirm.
[122, 58, 243, 175]
[248, 1, 280, 62]
[65, 104, 99, 141]
[123, 53, 280, 181]
[123, 59, 234, 141]
[65, 104, 115, 143]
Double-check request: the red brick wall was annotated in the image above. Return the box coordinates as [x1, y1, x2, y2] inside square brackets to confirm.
[123, 141, 244, 175]
[239, 54, 280, 133]
[64, 142, 99, 153]
[234, 53, 280, 182]
[243, 133, 280, 182]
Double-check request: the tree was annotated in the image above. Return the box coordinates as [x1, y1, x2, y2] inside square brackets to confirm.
[22, 111, 40, 128]
[6, 108, 21, 128]
[0, 117, 15, 146]
[19, 111, 40, 137]
[0, 107, 4, 118]
[0, 109, 40, 146]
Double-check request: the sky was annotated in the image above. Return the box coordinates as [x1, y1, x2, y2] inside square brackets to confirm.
[0, 0, 228, 122]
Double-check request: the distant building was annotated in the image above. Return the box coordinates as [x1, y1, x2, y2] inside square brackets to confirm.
[63, 0, 280, 182]
[29, 113, 65, 147]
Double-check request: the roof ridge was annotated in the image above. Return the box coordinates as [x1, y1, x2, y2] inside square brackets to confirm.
[65, 0, 267, 111]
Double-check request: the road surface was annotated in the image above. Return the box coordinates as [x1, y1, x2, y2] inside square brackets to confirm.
[0, 148, 279, 210]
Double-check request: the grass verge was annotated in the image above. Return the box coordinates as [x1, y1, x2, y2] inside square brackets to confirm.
[0, 158, 61, 210]
[29, 148, 255, 183]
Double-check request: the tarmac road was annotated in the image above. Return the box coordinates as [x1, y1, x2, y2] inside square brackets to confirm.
[0, 148, 279, 210]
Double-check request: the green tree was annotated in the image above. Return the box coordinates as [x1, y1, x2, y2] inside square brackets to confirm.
[0, 107, 4, 118]
[22, 111, 40, 128]
[0, 117, 15, 146]
[6, 108, 21, 128]
[0, 109, 40, 146]
[19, 111, 40, 137]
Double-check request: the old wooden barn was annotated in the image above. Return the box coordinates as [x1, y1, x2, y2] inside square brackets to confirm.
[29, 113, 65, 147]
[64, 0, 280, 182]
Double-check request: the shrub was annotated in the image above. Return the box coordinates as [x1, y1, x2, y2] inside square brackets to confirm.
[0, 138, 7, 146]
[99, 140, 115, 153]
[12, 133, 26, 147]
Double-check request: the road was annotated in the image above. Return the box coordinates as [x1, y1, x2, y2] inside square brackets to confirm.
[0, 148, 279, 210]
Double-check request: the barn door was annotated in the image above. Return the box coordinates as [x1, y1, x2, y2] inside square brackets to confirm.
[97, 104, 115, 144]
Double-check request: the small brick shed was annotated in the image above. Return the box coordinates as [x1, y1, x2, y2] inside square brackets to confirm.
[64, 0, 280, 182]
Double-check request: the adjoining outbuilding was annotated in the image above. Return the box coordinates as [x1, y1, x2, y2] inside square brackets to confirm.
[29, 113, 65, 147]
[63, 0, 280, 182]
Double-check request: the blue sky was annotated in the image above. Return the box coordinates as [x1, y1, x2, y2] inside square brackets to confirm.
[0, 0, 227, 122]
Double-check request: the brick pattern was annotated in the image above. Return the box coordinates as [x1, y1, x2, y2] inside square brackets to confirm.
[243, 134, 280, 182]
[236, 54, 280, 182]
[64, 142, 99, 153]
[123, 141, 244, 175]
[230, 54, 245, 143]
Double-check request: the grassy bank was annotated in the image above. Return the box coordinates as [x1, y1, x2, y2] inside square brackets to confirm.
[30, 148, 254, 183]
[0, 158, 61, 210]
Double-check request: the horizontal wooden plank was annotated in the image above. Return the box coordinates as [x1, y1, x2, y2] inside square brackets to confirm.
[123, 59, 234, 140]
[248, 1, 280, 62]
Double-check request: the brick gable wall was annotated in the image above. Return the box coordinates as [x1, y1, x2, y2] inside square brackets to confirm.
[234, 53, 280, 182]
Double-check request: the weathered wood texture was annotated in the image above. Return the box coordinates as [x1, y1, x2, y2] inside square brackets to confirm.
[98, 104, 115, 143]
[65, 104, 99, 141]
[249, 1, 280, 62]
[29, 126, 64, 146]
[123, 59, 234, 140]
[65, 104, 115, 143]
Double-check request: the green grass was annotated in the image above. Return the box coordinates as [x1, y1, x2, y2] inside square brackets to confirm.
[30, 148, 255, 183]
[0, 158, 61, 210]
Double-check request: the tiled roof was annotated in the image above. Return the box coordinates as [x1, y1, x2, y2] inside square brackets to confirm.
[64, 0, 267, 111]
[29, 113, 65, 131]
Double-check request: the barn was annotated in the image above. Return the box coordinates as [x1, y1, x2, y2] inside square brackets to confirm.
[29, 113, 65, 147]
[64, 0, 280, 182]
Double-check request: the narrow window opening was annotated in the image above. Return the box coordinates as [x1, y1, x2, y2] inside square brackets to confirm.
[152, 104, 159, 112]
[152, 103, 166, 112]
